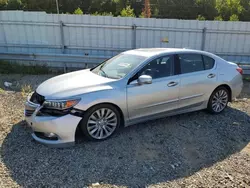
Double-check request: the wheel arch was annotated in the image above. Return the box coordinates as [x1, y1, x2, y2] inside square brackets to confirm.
[75, 102, 125, 140]
[213, 84, 232, 102]
[87, 102, 125, 127]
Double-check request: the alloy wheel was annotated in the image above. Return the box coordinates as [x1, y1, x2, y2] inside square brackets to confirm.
[211, 89, 228, 113]
[87, 108, 118, 139]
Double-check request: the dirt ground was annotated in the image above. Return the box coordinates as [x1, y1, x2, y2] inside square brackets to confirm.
[0, 74, 249, 188]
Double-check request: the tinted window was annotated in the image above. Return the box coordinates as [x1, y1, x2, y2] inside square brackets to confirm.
[178, 54, 204, 74]
[203, 55, 215, 70]
[139, 55, 174, 79]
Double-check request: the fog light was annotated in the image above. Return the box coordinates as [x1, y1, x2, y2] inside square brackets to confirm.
[44, 132, 57, 138]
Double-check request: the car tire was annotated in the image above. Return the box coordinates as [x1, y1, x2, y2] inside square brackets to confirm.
[207, 86, 229, 114]
[80, 104, 121, 141]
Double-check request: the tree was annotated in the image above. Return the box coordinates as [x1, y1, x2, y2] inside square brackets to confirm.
[214, 15, 223, 20]
[113, 0, 127, 15]
[139, 11, 145, 18]
[152, 7, 159, 17]
[239, 0, 250, 21]
[7, 0, 23, 9]
[215, 0, 243, 20]
[92, 11, 113, 16]
[0, 0, 8, 9]
[230, 14, 239, 21]
[73, 7, 83, 14]
[1, 0, 250, 21]
[0, 0, 23, 10]
[120, 5, 135, 17]
[22, 0, 57, 13]
[197, 14, 206, 20]
[157, 0, 198, 19]
[88, 0, 117, 15]
[196, 0, 217, 20]
[142, 0, 151, 18]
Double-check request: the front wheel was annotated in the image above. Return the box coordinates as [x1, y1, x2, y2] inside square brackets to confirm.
[207, 87, 229, 114]
[80, 104, 121, 141]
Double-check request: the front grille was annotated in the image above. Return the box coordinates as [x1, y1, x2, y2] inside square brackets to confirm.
[30, 91, 45, 105]
[25, 109, 35, 117]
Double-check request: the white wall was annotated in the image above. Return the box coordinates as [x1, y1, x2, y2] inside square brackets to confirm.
[0, 10, 250, 63]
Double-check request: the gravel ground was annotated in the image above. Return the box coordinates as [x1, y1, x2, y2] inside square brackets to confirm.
[0, 74, 249, 188]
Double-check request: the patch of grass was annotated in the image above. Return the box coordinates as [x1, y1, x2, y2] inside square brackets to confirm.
[0, 88, 4, 94]
[21, 84, 33, 97]
[243, 76, 250, 82]
[0, 61, 50, 75]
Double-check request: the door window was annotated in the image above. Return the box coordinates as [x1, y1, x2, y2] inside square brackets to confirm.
[178, 54, 204, 74]
[138, 55, 174, 79]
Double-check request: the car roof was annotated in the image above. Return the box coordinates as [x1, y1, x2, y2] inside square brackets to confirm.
[123, 48, 216, 58]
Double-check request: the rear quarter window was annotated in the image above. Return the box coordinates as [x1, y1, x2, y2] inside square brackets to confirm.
[203, 55, 215, 70]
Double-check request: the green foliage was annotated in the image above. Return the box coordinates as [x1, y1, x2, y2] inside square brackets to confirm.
[243, 75, 250, 82]
[0, 0, 8, 8]
[139, 11, 145, 18]
[214, 15, 223, 20]
[152, 7, 159, 17]
[215, 0, 243, 20]
[120, 5, 135, 17]
[197, 14, 206, 20]
[0, 61, 50, 74]
[1, 0, 250, 21]
[0, 0, 22, 9]
[157, 0, 198, 19]
[73, 7, 83, 15]
[92, 11, 113, 16]
[196, 0, 217, 20]
[230, 14, 239, 21]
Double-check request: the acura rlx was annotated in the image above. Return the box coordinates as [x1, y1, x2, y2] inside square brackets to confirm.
[24, 48, 243, 147]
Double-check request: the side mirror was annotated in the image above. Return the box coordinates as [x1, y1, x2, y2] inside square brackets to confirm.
[138, 75, 152, 85]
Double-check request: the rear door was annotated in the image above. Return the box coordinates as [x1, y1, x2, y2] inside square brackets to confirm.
[177, 53, 217, 108]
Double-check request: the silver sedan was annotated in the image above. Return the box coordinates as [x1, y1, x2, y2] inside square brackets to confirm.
[24, 48, 243, 147]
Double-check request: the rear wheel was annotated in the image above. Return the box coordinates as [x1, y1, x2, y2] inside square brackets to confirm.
[207, 87, 229, 114]
[80, 104, 120, 141]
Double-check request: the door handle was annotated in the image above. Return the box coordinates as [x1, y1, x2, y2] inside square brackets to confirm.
[207, 73, 216, 78]
[167, 81, 178, 87]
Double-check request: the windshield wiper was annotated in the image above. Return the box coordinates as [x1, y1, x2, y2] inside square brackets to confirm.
[99, 69, 108, 78]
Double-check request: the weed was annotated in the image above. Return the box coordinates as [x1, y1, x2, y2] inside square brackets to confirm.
[243, 76, 250, 82]
[21, 84, 33, 97]
[0, 88, 4, 94]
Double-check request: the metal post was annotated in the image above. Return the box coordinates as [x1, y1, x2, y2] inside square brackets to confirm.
[132, 24, 137, 49]
[56, 0, 59, 14]
[201, 27, 207, 51]
[0, 22, 7, 52]
[60, 21, 65, 54]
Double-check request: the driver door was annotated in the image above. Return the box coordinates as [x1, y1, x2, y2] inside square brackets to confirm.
[126, 55, 180, 121]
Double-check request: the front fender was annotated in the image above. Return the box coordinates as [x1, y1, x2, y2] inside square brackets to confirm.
[74, 88, 128, 123]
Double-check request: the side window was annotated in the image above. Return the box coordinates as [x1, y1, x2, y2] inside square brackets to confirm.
[178, 54, 204, 74]
[139, 55, 174, 79]
[203, 55, 215, 70]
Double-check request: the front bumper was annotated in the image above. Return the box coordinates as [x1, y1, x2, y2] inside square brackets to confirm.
[25, 99, 82, 147]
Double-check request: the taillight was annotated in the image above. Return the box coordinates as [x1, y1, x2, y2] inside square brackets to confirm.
[236, 67, 243, 75]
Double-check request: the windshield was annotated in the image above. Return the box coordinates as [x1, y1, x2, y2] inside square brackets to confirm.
[91, 54, 147, 79]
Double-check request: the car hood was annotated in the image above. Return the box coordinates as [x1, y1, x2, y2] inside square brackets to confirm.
[36, 69, 116, 99]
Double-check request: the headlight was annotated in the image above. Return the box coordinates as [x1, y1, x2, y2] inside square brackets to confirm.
[43, 99, 80, 110]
